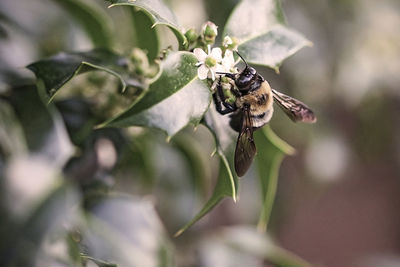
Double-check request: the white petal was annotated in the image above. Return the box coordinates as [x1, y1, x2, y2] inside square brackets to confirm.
[211, 47, 222, 62]
[223, 36, 233, 47]
[197, 65, 209, 80]
[215, 63, 226, 74]
[209, 69, 216, 81]
[222, 50, 235, 70]
[194, 48, 207, 62]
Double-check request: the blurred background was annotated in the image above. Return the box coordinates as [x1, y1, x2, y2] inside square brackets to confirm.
[1, 0, 400, 266]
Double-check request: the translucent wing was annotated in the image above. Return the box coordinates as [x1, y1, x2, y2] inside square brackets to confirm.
[234, 105, 257, 177]
[272, 89, 317, 123]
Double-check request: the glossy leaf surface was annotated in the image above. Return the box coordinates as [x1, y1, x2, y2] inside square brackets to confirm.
[255, 126, 295, 232]
[106, 0, 187, 47]
[27, 49, 138, 100]
[224, 0, 311, 70]
[103, 52, 211, 137]
[51, 0, 113, 47]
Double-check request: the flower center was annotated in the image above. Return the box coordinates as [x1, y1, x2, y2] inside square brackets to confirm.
[205, 56, 217, 68]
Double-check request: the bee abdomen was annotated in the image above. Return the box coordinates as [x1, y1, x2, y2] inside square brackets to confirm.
[250, 107, 274, 128]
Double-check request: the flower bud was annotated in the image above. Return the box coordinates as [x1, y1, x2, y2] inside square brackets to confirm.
[223, 35, 238, 51]
[185, 28, 198, 44]
[201, 21, 218, 45]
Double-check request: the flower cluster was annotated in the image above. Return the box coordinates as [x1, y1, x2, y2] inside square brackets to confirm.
[191, 21, 238, 81]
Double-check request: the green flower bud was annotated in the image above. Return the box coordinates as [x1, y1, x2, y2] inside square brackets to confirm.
[201, 21, 218, 45]
[185, 28, 198, 44]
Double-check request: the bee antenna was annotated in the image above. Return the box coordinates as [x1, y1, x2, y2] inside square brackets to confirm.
[216, 72, 235, 79]
[235, 51, 248, 68]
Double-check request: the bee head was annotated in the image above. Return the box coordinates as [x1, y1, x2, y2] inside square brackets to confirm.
[216, 51, 260, 91]
[236, 66, 256, 88]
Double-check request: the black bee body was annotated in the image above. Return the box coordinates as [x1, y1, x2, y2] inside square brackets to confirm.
[213, 52, 316, 177]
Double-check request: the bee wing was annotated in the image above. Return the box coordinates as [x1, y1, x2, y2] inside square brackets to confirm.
[272, 89, 317, 123]
[234, 106, 257, 177]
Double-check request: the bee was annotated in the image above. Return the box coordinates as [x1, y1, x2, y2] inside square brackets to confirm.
[213, 52, 316, 177]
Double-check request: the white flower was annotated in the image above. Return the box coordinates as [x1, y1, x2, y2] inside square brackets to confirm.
[194, 46, 223, 80]
[221, 49, 236, 73]
[223, 36, 233, 48]
[222, 35, 238, 51]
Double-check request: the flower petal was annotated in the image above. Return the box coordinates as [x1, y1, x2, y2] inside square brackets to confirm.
[211, 47, 222, 62]
[215, 63, 226, 74]
[222, 50, 235, 71]
[197, 64, 209, 80]
[194, 48, 207, 62]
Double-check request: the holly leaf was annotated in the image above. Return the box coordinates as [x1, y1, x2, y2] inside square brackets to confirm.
[130, 9, 160, 61]
[27, 48, 141, 101]
[175, 153, 236, 237]
[224, 0, 311, 71]
[51, 0, 113, 47]
[106, 0, 187, 48]
[254, 126, 295, 232]
[7, 85, 74, 167]
[101, 51, 211, 138]
[83, 196, 173, 267]
[175, 105, 238, 236]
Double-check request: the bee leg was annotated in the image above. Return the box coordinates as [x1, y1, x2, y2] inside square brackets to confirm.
[213, 92, 236, 115]
[215, 79, 237, 114]
[229, 80, 242, 97]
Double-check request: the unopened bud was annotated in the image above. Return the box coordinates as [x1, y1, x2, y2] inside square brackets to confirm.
[185, 28, 198, 44]
[201, 21, 218, 45]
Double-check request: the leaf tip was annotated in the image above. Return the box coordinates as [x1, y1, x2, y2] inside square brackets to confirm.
[257, 221, 267, 233]
[174, 228, 184, 237]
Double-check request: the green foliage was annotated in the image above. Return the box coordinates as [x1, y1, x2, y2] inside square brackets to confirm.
[224, 0, 311, 71]
[102, 52, 211, 137]
[50, 0, 113, 47]
[0, 0, 314, 266]
[27, 49, 141, 100]
[106, 0, 187, 48]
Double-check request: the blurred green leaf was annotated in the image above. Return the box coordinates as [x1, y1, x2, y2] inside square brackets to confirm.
[4, 183, 80, 266]
[224, 0, 311, 71]
[131, 9, 160, 61]
[27, 48, 141, 101]
[51, 0, 113, 47]
[254, 126, 295, 232]
[7, 85, 74, 166]
[102, 52, 211, 137]
[0, 99, 27, 158]
[172, 131, 212, 196]
[81, 255, 118, 267]
[176, 106, 239, 236]
[106, 0, 187, 48]
[221, 226, 312, 267]
[175, 154, 236, 237]
[83, 195, 174, 267]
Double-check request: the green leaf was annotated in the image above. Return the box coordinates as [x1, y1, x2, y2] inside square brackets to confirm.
[102, 51, 211, 137]
[0, 99, 27, 158]
[221, 226, 313, 267]
[171, 131, 213, 196]
[27, 48, 140, 101]
[81, 255, 118, 267]
[83, 195, 174, 267]
[106, 0, 187, 48]
[131, 9, 160, 61]
[175, 153, 235, 237]
[6, 183, 80, 266]
[7, 85, 74, 166]
[224, 0, 311, 71]
[51, 0, 113, 47]
[175, 106, 238, 236]
[254, 126, 295, 232]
